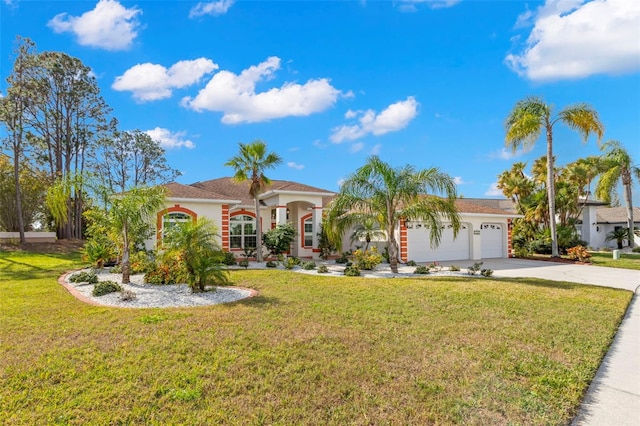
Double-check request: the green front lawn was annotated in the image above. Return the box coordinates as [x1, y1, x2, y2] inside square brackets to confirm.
[588, 251, 640, 270]
[0, 250, 632, 425]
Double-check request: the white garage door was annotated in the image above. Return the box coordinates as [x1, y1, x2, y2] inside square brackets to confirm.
[406, 223, 470, 262]
[481, 223, 503, 258]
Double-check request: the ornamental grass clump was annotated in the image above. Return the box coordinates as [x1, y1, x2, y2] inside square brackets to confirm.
[344, 265, 360, 276]
[353, 247, 383, 270]
[302, 261, 316, 270]
[69, 271, 98, 284]
[413, 265, 430, 274]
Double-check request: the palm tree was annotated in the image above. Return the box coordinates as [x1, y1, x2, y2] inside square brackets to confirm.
[225, 140, 283, 262]
[163, 217, 228, 292]
[505, 96, 604, 257]
[349, 216, 386, 252]
[326, 155, 460, 274]
[109, 186, 166, 284]
[595, 140, 640, 248]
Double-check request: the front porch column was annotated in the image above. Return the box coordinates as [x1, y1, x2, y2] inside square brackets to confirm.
[275, 205, 287, 225]
[312, 206, 323, 250]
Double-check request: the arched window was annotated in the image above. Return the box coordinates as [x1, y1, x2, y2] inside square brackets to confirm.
[162, 212, 191, 237]
[230, 214, 256, 249]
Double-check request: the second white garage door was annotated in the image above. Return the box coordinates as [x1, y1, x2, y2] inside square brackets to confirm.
[481, 223, 504, 258]
[406, 223, 470, 262]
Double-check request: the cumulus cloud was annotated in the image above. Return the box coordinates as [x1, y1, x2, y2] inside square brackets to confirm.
[182, 56, 343, 124]
[453, 176, 466, 185]
[287, 161, 305, 170]
[189, 0, 234, 18]
[489, 146, 532, 160]
[506, 0, 640, 81]
[113, 58, 217, 101]
[370, 143, 382, 155]
[350, 142, 365, 153]
[485, 182, 503, 197]
[313, 139, 328, 149]
[330, 97, 419, 143]
[48, 0, 141, 51]
[145, 127, 195, 149]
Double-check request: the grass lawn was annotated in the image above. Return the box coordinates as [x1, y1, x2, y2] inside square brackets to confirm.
[0, 249, 633, 425]
[588, 251, 640, 270]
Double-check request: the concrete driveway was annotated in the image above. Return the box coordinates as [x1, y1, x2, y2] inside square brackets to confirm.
[438, 258, 639, 426]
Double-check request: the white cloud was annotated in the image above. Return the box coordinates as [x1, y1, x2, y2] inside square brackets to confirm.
[113, 58, 217, 101]
[330, 97, 419, 143]
[182, 56, 343, 124]
[485, 182, 503, 197]
[489, 146, 532, 160]
[370, 143, 382, 155]
[313, 139, 328, 149]
[453, 176, 465, 185]
[350, 142, 364, 153]
[287, 161, 305, 170]
[48, 0, 141, 51]
[506, 0, 640, 81]
[397, 0, 461, 12]
[145, 127, 195, 149]
[189, 0, 234, 18]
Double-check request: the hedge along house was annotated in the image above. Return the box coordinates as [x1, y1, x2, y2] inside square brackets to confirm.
[149, 178, 519, 262]
[149, 178, 335, 259]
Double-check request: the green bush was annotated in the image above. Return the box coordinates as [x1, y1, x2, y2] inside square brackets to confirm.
[82, 238, 115, 269]
[130, 251, 155, 274]
[262, 223, 296, 257]
[144, 252, 187, 285]
[480, 269, 494, 277]
[238, 260, 249, 269]
[221, 251, 237, 265]
[284, 257, 299, 270]
[302, 261, 316, 270]
[353, 247, 383, 270]
[449, 265, 460, 272]
[69, 271, 98, 284]
[265, 260, 277, 268]
[428, 262, 442, 272]
[633, 247, 640, 253]
[344, 265, 360, 276]
[92, 280, 122, 297]
[335, 252, 350, 264]
[405, 260, 417, 266]
[317, 265, 329, 274]
[467, 262, 483, 275]
[413, 265, 430, 274]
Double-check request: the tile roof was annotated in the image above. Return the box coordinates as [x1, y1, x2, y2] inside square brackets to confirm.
[596, 207, 640, 224]
[457, 198, 516, 214]
[163, 182, 236, 201]
[454, 199, 517, 216]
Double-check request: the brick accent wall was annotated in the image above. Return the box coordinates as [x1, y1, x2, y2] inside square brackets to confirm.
[221, 204, 229, 250]
[507, 218, 514, 258]
[400, 220, 408, 262]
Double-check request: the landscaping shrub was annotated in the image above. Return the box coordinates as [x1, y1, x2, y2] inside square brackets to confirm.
[413, 265, 430, 274]
[467, 262, 483, 275]
[405, 260, 417, 266]
[449, 265, 460, 272]
[69, 271, 98, 284]
[262, 223, 296, 258]
[302, 261, 316, 270]
[567, 245, 591, 262]
[335, 252, 350, 264]
[92, 280, 122, 297]
[130, 251, 155, 274]
[344, 265, 360, 276]
[284, 257, 300, 270]
[238, 260, 249, 269]
[317, 264, 329, 274]
[265, 260, 277, 268]
[480, 269, 494, 277]
[144, 252, 187, 285]
[221, 251, 237, 265]
[82, 238, 115, 269]
[633, 247, 640, 253]
[353, 247, 383, 270]
[428, 262, 442, 272]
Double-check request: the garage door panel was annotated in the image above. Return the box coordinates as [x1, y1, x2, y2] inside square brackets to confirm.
[481, 223, 503, 258]
[406, 223, 469, 262]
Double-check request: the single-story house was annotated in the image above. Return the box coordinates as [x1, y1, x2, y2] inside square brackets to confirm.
[146, 178, 519, 262]
[578, 205, 640, 249]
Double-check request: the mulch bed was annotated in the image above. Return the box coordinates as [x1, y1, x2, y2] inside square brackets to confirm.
[523, 256, 591, 265]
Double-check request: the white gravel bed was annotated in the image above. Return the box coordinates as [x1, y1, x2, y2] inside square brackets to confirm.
[65, 269, 253, 308]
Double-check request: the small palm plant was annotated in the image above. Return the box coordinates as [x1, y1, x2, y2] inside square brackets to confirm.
[605, 228, 629, 250]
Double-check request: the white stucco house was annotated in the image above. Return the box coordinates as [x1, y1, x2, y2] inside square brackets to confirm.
[579, 204, 640, 249]
[146, 178, 519, 262]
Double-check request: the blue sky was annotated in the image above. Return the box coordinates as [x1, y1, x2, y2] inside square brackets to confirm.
[2, 0, 639, 201]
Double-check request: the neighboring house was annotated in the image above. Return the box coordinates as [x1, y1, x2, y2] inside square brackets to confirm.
[578, 205, 640, 249]
[147, 178, 519, 262]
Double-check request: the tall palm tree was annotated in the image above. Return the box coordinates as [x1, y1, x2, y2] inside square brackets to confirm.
[505, 96, 604, 257]
[595, 140, 640, 248]
[326, 155, 460, 274]
[225, 140, 283, 262]
[109, 186, 166, 284]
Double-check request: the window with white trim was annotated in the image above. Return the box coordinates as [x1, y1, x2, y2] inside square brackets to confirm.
[230, 214, 257, 249]
[303, 217, 313, 247]
[162, 212, 192, 237]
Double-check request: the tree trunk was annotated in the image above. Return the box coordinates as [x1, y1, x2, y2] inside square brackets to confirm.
[388, 226, 398, 274]
[121, 224, 130, 284]
[254, 196, 263, 262]
[546, 124, 559, 257]
[622, 170, 634, 248]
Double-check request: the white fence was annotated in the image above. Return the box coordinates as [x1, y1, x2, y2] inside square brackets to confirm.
[0, 232, 57, 243]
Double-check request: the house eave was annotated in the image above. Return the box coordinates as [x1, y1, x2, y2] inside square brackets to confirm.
[167, 197, 242, 204]
[259, 190, 335, 198]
